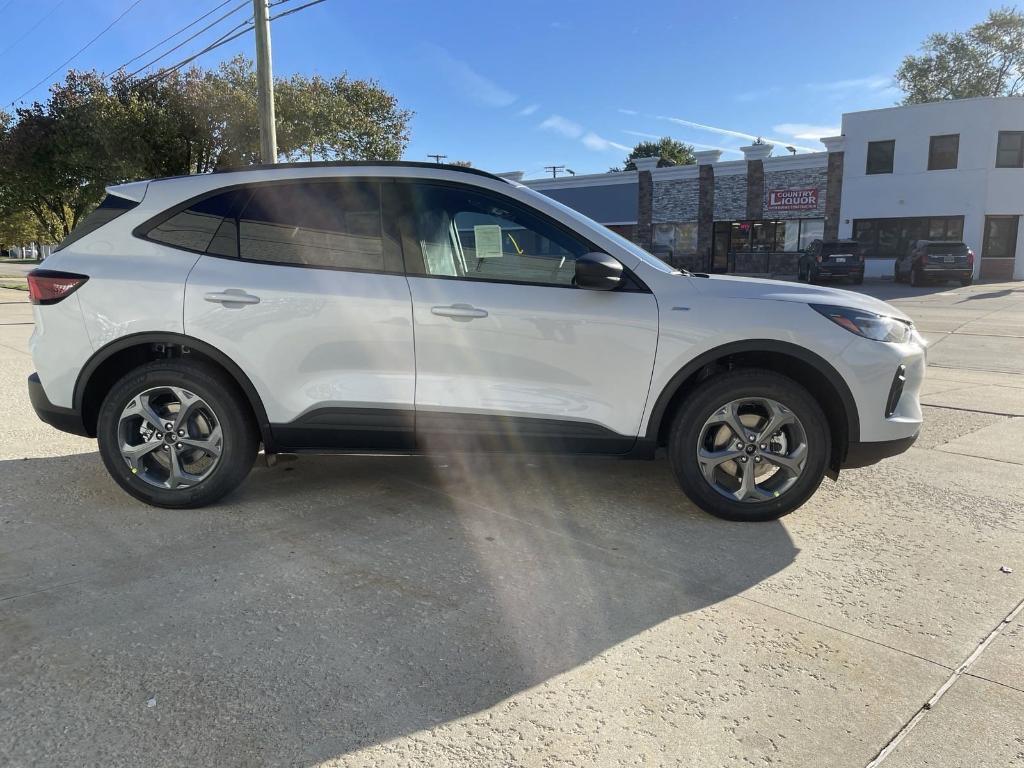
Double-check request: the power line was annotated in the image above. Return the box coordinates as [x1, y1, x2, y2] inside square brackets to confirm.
[123, 0, 249, 80]
[8, 0, 147, 106]
[134, 22, 254, 87]
[0, 0, 17, 14]
[107, 0, 235, 76]
[134, 0, 325, 88]
[0, 0, 71, 59]
[269, 0, 326, 21]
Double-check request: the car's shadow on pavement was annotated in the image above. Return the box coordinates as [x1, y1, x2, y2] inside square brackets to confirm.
[0, 450, 797, 766]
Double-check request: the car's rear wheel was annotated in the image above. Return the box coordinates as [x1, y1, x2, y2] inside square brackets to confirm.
[97, 360, 258, 508]
[960, 276, 973, 286]
[668, 370, 830, 522]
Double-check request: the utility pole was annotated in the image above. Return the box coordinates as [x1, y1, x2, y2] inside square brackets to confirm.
[427, 154, 447, 164]
[253, 0, 277, 163]
[544, 165, 565, 178]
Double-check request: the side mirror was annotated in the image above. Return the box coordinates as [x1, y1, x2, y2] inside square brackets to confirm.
[575, 252, 623, 291]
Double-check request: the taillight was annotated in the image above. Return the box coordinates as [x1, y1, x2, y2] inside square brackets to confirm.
[967, 249, 975, 267]
[27, 270, 88, 305]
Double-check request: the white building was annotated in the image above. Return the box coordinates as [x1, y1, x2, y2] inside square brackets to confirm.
[835, 96, 1024, 280]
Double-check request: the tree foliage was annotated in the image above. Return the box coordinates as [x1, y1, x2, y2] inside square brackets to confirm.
[612, 137, 696, 172]
[896, 7, 1024, 103]
[0, 56, 412, 244]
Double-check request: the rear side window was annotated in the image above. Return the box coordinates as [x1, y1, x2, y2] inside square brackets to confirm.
[147, 189, 249, 256]
[926, 242, 967, 254]
[821, 242, 860, 256]
[238, 181, 385, 271]
[55, 194, 138, 252]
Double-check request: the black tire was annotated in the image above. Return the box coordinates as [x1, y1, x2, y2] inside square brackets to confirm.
[910, 267, 925, 287]
[960, 277, 973, 287]
[667, 369, 831, 522]
[850, 273, 864, 285]
[97, 360, 259, 508]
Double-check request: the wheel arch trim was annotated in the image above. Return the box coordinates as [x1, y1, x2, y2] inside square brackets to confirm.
[644, 339, 860, 444]
[74, 332, 275, 450]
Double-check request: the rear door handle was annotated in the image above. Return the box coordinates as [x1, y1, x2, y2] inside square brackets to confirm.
[431, 304, 488, 320]
[204, 290, 261, 307]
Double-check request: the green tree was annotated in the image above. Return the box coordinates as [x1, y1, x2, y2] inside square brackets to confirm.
[0, 57, 413, 241]
[612, 137, 695, 172]
[896, 7, 1024, 103]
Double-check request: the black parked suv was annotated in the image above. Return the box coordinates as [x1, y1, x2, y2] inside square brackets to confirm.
[797, 239, 864, 285]
[895, 240, 974, 287]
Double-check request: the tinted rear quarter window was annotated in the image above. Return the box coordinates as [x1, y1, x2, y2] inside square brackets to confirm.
[238, 181, 384, 271]
[147, 189, 250, 256]
[56, 194, 138, 252]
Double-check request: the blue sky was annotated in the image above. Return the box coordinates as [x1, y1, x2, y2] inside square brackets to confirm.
[0, 0, 995, 178]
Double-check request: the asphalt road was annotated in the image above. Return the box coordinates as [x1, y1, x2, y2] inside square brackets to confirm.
[1, 279, 1022, 767]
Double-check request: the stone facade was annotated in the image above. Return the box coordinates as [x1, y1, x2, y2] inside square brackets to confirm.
[746, 160, 764, 220]
[713, 174, 747, 220]
[762, 167, 828, 220]
[697, 165, 714, 260]
[652, 178, 699, 223]
[636, 169, 653, 251]
[824, 151, 844, 239]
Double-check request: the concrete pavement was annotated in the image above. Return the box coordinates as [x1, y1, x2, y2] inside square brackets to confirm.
[0, 280, 1022, 767]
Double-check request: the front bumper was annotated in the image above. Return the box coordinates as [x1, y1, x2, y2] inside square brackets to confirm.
[841, 432, 918, 468]
[28, 373, 89, 437]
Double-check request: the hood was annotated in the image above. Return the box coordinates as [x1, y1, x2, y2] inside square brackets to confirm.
[688, 274, 912, 322]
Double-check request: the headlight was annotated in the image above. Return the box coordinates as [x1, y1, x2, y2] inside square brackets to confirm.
[810, 304, 913, 343]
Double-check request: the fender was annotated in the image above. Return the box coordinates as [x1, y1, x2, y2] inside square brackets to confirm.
[74, 332, 275, 451]
[644, 339, 860, 444]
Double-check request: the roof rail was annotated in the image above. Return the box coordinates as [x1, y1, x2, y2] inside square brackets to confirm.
[211, 159, 509, 183]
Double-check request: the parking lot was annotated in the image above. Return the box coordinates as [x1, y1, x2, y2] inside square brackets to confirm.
[1, 278, 1022, 767]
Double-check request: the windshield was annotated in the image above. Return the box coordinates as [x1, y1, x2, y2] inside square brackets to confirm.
[513, 183, 680, 274]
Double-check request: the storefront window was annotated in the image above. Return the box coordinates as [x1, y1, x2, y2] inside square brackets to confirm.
[778, 220, 800, 252]
[798, 219, 824, 250]
[653, 222, 698, 254]
[853, 216, 966, 257]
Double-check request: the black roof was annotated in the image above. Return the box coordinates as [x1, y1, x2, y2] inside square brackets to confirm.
[211, 159, 509, 183]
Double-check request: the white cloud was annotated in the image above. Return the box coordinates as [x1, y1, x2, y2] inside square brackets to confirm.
[539, 114, 584, 139]
[518, 103, 539, 116]
[656, 115, 818, 152]
[581, 132, 631, 152]
[773, 123, 840, 140]
[422, 44, 516, 107]
[618, 108, 638, 115]
[622, 129, 661, 139]
[806, 75, 895, 93]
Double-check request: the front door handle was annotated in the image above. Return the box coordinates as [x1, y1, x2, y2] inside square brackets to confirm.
[204, 290, 261, 307]
[431, 303, 488, 320]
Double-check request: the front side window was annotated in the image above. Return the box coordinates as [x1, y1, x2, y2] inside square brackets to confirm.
[399, 183, 591, 286]
[996, 131, 1024, 168]
[238, 181, 385, 271]
[928, 134, 959, 170]
[866, 140, 895, 174]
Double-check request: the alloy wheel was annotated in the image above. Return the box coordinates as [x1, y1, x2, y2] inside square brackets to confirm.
[696, 397, 808, 503]
[117, 386, 223, 489]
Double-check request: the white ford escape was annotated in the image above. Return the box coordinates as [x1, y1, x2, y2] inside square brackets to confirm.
[27, 162, 925, 522]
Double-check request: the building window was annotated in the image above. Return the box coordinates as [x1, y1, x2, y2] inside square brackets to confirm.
[928, 134, 959, 170]
[996, 131, 1024, 168]
[653, 222, 698, 255]
[866, 140, 895, 174]
[713, 218, 824, 255]
[852, 216, 965, 258]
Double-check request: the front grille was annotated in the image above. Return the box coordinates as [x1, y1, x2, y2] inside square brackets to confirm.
[885, 365, 907, 418]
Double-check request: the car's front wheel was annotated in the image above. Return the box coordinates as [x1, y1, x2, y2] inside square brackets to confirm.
[668, 370, 830, 522]
[97, 360, 259, 508]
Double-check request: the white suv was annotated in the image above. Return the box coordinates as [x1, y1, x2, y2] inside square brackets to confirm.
[27, 162, 925, 521]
